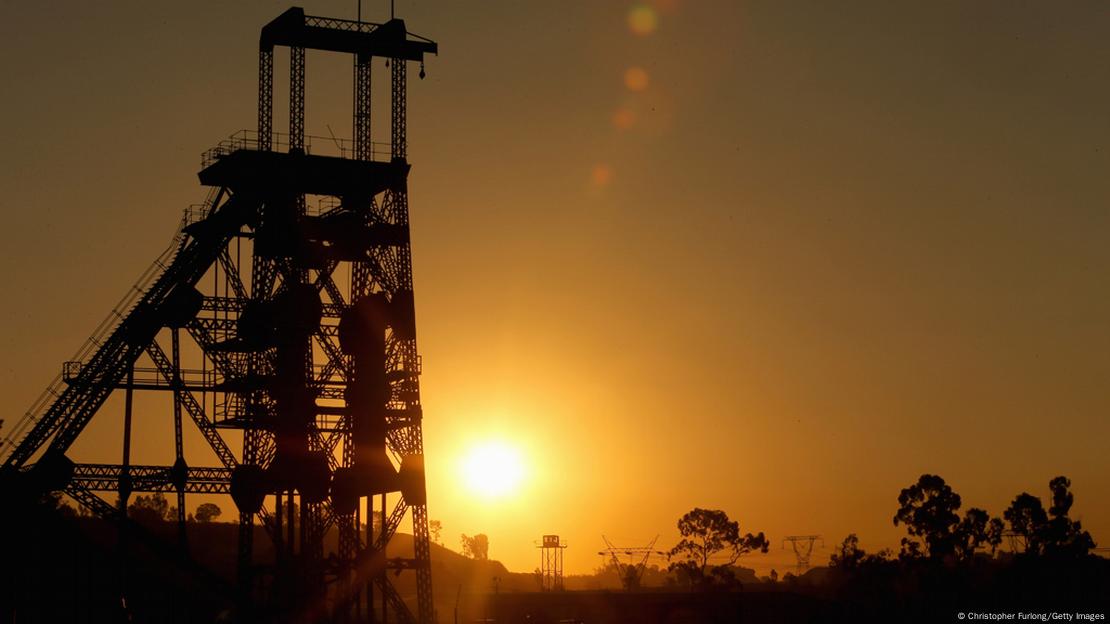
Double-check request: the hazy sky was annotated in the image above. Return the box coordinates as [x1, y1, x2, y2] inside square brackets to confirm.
[1, 1, 1108, 576]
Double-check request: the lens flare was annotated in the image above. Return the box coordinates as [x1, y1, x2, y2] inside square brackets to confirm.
[627, 5, 658, 36]
[612, 108, 637, 130]
[591, 164, 614, 187]
[624, 67, 650, 92]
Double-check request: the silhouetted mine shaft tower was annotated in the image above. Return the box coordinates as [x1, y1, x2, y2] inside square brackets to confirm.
[0, 7, 437, 623]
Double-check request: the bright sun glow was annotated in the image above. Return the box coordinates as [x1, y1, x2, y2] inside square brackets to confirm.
[460, 441, 525, 499]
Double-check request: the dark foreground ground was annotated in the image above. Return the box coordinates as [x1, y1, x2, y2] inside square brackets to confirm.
[484, 584, 1109, 624]
[1, 502, 1107, 623]
[486, 590, 828, 624]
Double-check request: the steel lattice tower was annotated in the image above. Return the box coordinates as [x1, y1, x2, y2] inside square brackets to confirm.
[537, 535, 567, 591]
[598, 535, 665, 591]
[0, 7, 438, 623]
[782, 535, 823, 577]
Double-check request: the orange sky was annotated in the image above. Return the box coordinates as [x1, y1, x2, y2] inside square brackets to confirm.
[1, 1, 1108, 577]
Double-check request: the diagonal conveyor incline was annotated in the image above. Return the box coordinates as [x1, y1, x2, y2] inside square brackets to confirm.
[1, 190, 253, 472]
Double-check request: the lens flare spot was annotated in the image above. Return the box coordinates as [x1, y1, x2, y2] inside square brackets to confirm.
[624, 67, 650, 92]
[591, 164, 614, 187]
[612, 108, 637, 130]
[627, 5, 658, 36]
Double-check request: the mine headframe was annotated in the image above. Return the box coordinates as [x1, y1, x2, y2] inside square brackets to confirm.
[0, 6, 438, 623]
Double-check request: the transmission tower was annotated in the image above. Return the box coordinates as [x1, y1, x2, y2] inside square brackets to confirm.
[597, 535, 665, 591]
[1001, 530, 1027, 554]
[0, 7, 438, 623]
[782, 535, 824, 577]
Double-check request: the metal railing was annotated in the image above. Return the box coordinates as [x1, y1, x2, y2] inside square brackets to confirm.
[201, 130, 393, 167]
[62, 364, 219, 389]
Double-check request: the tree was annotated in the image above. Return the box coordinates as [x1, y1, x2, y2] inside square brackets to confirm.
[356, 511, 389, 540]
[461, 533, 489, 560]
[954, 507, 1004, 559]
[1004, 476, 1094, 557]
[429, 519, 443, 545]
[667, 507, 768, 589]
[194, 503, 222, 523]
[129, 493, 171, 525]
[829, 534, 867, 570]
[1005, 492, 1046, 552]
[33, 491, 79, 517]
[894, 475, 1004, 562]
[828, 533, 893, 571]
[893, 474, 962, 559]
[263, 501, 303, 535]
[1042, 476, 1095, 556]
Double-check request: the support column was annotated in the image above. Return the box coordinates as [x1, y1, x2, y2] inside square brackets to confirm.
[390, 57, 406, 161]
[355, 53, 372, 161]
[258, 49, 274, 151]
[118, 364, 134, 605]
[172, 328, 188, 550]
[290, 46, 306, 152]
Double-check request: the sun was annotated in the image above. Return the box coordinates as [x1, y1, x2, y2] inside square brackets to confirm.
[460, 440, 525, 499]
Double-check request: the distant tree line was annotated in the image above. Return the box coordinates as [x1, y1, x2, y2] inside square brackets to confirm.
[820, 474, 1106, 617]
[51, 492, 224, 526]
[831, 473, 1096, 567]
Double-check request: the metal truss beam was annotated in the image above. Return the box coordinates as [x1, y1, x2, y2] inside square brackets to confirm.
[71, 463, 232, 494]
[146, 341, 238, 469]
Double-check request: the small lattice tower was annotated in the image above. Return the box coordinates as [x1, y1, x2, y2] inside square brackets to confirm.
[538, 535, 567, 591]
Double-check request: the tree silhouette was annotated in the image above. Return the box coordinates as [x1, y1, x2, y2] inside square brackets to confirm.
[461, 533, 489, 560]
[955, 507, 1004, 559]
[830, 534, 866, 570]
[893, 474, 962, 559]
[429, 519, 443, 545]
[829, 533, 895, 571]
[667, 507, 768, 589]
[128, 493, 171, 525]
[893, 474, 1003, 561]
[194, 503, 222, 523]
[1004, 476, 1095, 557]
